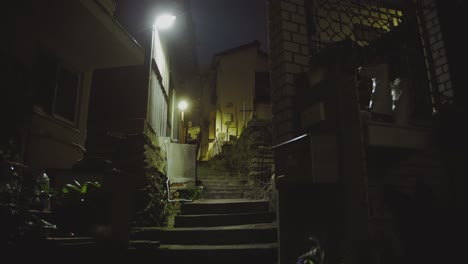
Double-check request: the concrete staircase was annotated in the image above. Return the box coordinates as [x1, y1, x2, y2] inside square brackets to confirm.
[199, 175, 245, 199]
[197, 164, 246, 199]
[132, 199, 278, 263]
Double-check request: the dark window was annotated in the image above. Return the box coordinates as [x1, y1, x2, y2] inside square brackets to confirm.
[34, 51, 80, 125]
[55, 67, 79, 121]
[254, 72, 271, 103]
[36, 53, 57, 113]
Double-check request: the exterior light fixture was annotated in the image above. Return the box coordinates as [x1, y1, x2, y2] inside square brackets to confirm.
[178, 100, 188, 143]
[155, 14, 176, 30]
[178, 101, 188, 111]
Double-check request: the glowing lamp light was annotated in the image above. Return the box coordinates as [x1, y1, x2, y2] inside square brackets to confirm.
[178, 101, 188, 111]
[155, 14, 176, 30]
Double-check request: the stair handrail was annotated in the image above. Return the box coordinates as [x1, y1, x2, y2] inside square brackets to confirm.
[269, 133, 309, 150]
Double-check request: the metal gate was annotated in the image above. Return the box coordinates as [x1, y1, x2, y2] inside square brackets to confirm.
[305, 0, 453, 115]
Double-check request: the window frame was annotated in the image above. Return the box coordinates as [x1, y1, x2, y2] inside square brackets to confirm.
[33, 52, 82, 128]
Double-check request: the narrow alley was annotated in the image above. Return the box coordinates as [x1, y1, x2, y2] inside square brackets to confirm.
[2, 1, 467, 264]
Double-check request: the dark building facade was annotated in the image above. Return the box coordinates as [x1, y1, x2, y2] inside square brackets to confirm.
[84, 0, 201, 228]
[1, 0, 143, 172]
[87, 0, 201, 157]
[267, 0, 467, 263]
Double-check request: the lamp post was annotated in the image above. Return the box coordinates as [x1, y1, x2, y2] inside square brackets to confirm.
[178, 100, 188, 143]
[155, 14, 176, 30]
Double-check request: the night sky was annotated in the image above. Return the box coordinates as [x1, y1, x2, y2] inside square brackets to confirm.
[190, 0, 269, 65]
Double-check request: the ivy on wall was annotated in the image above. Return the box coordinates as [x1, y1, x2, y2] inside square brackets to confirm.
[112, 133, 169, 227]
[227, 120, 273, 182]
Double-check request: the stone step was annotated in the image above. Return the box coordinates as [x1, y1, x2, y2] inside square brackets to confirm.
[202, 182, 239, 186]
[200, 179, 242, 182]
[202, 189, 244, 195]
[203, 186, 243, 192]
[29, 238, 160, 260]
[202, 187, 244, 193]
[202, 192, 244, 199]
[44, 237, 160, 250]
[45, 236, 95, 244]
[43, 237, 98, 251]
[198, 177, 241, 182]
[128, 240, 161, 250]
[155, 243, 278, 264]
[197, 176, 235, 180]
[196, 170, 234, 174]
[131, 223, 277, 245]
[201, 185, 244, 190]
[200, 183, 244, 188]
[200, 180, 243, 185]
[180, 199, 269, 215]
[175, 212, 276, 227]
[197, 172, 233, 176]
[203, 187, 244, 192]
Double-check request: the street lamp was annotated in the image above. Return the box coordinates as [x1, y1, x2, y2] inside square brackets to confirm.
[178, 100, 188, 143]
[155, 14, 176, 30]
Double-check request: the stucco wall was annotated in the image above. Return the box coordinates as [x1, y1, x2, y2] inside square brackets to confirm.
[215, 46, 269, 140]
[26, 70, 94, 170]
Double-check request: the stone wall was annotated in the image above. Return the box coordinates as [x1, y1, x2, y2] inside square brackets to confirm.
[419, 0, 454, 106]
[228, 119, 274, 199]
[112, 133, 169, 227]
[267, 0, 310, 145]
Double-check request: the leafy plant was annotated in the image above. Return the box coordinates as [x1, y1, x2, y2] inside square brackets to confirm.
[166, 202, 181, 228]
[53, 180, 105, 236]
[227, 137, 252, 181]
[0, 151, 56, 248]
[61, 180, 101, 199]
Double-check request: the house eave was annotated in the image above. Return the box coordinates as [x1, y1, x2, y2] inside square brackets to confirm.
[33, 0, 144, 70]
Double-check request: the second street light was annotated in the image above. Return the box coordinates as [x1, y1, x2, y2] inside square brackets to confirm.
[178, 100, 188, 143]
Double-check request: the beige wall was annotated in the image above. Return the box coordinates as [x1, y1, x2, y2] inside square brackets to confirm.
[26, 70, 93, 170]
[215, 47, 269, 140]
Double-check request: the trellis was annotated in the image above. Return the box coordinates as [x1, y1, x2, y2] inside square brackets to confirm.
[306, 0, 454, 111]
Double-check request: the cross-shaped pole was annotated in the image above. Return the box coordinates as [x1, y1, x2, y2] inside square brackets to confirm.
[239, 103, 253, 129]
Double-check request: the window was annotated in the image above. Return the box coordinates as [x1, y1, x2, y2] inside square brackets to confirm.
[55, 67, 79, 121]
[148, 68, 168, 136]
[35, 51, 80, 126]
[254, 72, 271, 103]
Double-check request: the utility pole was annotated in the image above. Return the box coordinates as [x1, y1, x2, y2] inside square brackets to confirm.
[239, 102, 253, 131]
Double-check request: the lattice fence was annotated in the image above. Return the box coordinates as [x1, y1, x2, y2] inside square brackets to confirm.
[306, 0, 453, 112]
